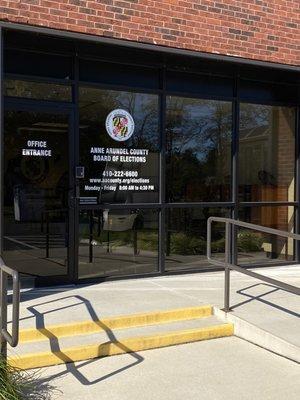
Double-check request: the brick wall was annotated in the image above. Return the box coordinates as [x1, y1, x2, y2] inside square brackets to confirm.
[275, 108, 295, 245]
[0, 0, 299, 65]
[260, 108, 295, 258]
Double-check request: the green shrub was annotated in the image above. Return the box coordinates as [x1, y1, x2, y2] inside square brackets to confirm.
[237, 230, 264, 252]
[0, 357, 21, 400]
[0, 356, 56, 400]
[170, 232, 206, 255]
[167, 230, 264, 255]
[137, 232, 158, 251]
[211, 238, 225, 253]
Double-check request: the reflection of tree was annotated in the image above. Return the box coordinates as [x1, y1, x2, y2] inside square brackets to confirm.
[239, 103, 269, 130]
[115, 91, 159, 149]
[78, 88, 159, 200]
[166, 97, 231, 202]
[79, 88, 159, 151]
[4, 80, 70, 101]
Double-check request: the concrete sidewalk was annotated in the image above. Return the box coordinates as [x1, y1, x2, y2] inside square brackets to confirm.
[7, 265, 300, 399]
[10, 265, 300, 347]
[33, 337, 300, 400]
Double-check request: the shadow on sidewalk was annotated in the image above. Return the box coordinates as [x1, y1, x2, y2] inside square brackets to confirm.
[230, 283, 300, 318]
[16, 294, 144, 386]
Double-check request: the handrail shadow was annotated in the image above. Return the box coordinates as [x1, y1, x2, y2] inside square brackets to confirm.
[14, 294, 144, 385]
[7, 284, 95, 324]
[230, 283, 300, 318]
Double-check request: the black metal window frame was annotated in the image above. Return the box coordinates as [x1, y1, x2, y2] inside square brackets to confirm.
[0, 26, 300, 285]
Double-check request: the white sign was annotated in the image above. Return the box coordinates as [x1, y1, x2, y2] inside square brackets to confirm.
[105, 109, 135, 142]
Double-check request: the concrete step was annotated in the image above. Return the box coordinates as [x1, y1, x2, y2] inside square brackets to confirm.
[14, 315, 225, 354]
[8, 306, 233, 370]
[18, 305, 213, 343]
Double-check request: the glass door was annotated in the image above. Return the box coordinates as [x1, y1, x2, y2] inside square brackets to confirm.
[3, 106, 74, 280]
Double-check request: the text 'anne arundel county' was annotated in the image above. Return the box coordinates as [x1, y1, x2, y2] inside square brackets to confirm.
[90, 147, 149, 163]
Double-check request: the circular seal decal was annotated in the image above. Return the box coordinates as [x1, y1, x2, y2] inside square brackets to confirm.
[105, 109, 135, 142]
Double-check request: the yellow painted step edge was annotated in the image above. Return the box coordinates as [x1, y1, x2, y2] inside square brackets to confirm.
[19, 305, 213, 343]
[10, 323, 234, 370]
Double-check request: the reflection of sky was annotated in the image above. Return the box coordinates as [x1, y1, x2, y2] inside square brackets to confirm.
[79, 88, 159, 195]
[79, 87, 159, 149]
[85, 90, 158, 144]
[104, 91, 159, 147]
[240, 104, 270, 129]
[169, 101, 231, 162]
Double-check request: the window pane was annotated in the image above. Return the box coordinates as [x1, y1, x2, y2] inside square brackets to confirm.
[238, 206, 295, 266]
[166, 97, 232, 202]
[166, 71, 234, 97]
[79, 87, 159, 204]
[240, 79, 299, 103]
[3, 110, 69, 277]
[165, 207, 230, 272]
[78, 208, 159, 278]
[239, 104, 295, 202]
[79, 59, 159, 89]
[4, 49, 73, 80]
[4, 79, 72, 102]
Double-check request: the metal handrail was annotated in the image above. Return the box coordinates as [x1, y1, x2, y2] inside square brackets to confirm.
[0, 257, 20, 359]
[207, 217, 300, 312]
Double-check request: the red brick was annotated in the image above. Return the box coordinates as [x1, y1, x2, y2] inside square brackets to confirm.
[0, 0, 298, 65]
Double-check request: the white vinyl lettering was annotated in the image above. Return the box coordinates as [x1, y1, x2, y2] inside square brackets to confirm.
[22, 140, 52, 157]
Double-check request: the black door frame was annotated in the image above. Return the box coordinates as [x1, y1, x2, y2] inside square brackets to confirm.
[3, 97, 77, 284]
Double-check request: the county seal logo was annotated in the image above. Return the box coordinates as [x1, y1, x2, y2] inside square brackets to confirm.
[105, 109, 135, 142]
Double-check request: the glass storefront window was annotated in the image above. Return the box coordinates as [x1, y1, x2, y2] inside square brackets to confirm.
[238, 206, 295, 266]
[165, 207, 231, 271]
[4, 79, 72, 102]
[78, 208, 159, 278]
[3, 34, 299, 284]
[239, 104, 295, 202]
[79, 87, 159, 204]
[166, 96, 232, 202]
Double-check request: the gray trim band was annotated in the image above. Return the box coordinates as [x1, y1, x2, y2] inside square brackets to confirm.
[0, 21, 299, 73]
